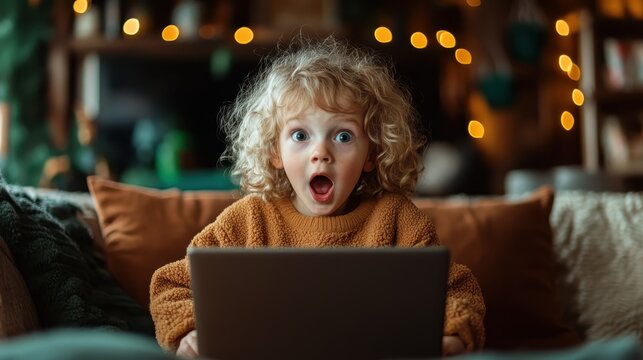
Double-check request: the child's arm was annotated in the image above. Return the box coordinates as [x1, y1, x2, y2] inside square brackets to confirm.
[396, 200, 486, 351]
[443, 261, 486, 351]
[149, 223, 223, 351]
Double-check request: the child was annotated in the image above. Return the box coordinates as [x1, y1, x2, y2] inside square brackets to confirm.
[149, 37, 485, 358]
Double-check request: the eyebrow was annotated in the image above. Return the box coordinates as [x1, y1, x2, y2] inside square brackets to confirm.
[282, 113, 362, 126]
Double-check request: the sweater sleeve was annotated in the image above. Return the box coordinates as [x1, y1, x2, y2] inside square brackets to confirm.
[443, 261, 486, 351]
[396, 197, 486, 351]
[149, 222, 227, 351]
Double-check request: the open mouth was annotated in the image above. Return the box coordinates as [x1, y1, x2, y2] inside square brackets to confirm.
[309, 175, 334, 202]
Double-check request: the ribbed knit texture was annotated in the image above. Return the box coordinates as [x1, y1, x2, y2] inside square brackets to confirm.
[150, 192, 485, 351]
[0, 182, 154, 335]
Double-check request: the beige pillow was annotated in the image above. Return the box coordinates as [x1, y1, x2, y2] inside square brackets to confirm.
[552, 191, 643, 341]
[87, 176, 237, 308]
[0, 235, 40, 338]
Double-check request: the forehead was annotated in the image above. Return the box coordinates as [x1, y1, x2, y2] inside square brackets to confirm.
[279, 88, 362, 122]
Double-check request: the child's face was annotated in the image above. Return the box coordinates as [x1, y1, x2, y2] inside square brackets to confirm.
[271, 103, 374, 216]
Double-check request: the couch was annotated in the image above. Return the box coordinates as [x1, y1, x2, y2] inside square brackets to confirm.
[1, 176, 642, 356]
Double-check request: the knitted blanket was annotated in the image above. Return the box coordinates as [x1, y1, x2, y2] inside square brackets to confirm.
[0, 179, 154, 336]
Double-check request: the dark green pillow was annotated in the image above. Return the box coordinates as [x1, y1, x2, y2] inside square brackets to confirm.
[0, 181, 153, 335]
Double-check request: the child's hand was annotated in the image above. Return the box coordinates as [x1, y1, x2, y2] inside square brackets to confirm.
[177, 330, 199, 358]
[442, 335, 466, 356]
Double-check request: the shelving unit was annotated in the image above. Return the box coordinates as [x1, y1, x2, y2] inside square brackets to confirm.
[44, 0, 461, 191]
[579, 2, 643, 173]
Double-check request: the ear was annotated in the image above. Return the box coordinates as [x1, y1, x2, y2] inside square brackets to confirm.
[362, 151, 375, 173]
[270, 154, 284, 169]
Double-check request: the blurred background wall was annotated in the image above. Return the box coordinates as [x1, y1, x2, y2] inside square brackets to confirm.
[2, 0, 643, 194]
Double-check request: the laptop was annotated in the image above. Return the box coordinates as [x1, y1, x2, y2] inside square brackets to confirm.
[189, 247, 450, 360]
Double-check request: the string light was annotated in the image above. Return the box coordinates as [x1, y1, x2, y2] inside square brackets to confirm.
[436, 30, 456, 48]
[567, 63, 581, 80]
[374, 26, 393, 43]
[162, 25, 180, 41]
[555, 20, 570, 36]
[561, 111, 574, 131]
[455, 48, 472, 64]
[123, 18, 140, 36]
[73, 0, 88, 14]
[234, 27, 254, 45]
[410, 32, 428, 49]
[572, 89, 585, 106]
[558, 54, 573, 72]
[468, 120, 485, 138]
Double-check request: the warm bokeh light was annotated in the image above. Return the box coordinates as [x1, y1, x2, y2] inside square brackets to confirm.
[599, 0, 625, 18]
[162, 25, 180, 41]
[436, 30, 445, 41]
[468, 120, 485, 138]
[437, 30, 456, 48]
[572, 89, 585, 106]
[410, 32, 428, 49]
[567, 63, 581, 80]
[455, 48, 472, 64]
[73, 0, 88, 14]
[559, 54, 573, 72]
[374, 26, 393, 43]
[123, 18, 140, 36]
[561, 111, 574, 131]
[555, 20, 570, 36]
[630, 0, 643, 19]
[234, 27, 254, 44]
[466, 0, 481, 7]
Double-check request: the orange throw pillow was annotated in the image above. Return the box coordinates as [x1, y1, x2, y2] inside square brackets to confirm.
[413, 187, 580, 349]
[87, 176, 237, 308]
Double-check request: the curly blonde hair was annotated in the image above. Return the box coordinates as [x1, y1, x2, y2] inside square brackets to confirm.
[221, 36, 426, 200]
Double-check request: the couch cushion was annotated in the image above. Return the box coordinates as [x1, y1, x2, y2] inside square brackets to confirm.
[87, 177, 579, 349]
[413, 187, 580, 349]
[87, 176, 237, 308]
[552, 191, 643, 342]
[0, 235, 40, 338]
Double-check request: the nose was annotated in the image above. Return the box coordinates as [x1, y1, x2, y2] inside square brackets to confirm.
[311, 142, 333, 163]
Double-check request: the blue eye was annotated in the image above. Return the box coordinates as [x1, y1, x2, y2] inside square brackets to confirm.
[334, 131, 353, 143]
[291, 130, 308, 142]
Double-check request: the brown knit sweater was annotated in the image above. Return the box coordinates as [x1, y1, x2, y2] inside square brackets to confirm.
[150, 192, 486, 352]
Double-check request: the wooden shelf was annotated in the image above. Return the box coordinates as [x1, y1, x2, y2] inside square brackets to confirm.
[594, 18, 643, 39]
[68, 37, 274, 60]
[595, 89, 643, 113]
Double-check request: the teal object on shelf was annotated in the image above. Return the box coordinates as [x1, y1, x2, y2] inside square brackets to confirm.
[159, 169, 238, 191]
[155, 130, 190, 183]
[121, 167, 238, 191]
[478, 72, 514, 109]
[509, 22, 546, 64]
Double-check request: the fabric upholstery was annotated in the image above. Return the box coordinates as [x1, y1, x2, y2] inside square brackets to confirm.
[552, 191, 643, 342]
[88, 177, 580, 349]
[87, 176, 237, 307]
[0, 183, 153, 334]
[413, 187, 580, 349]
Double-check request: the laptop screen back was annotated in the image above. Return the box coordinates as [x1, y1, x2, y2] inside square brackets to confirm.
[189, 247, 449, 360]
